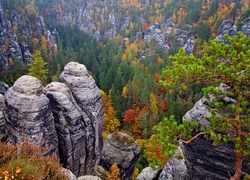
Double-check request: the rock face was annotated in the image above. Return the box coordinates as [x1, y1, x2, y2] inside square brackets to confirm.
[216, 15, 250, 43]
[0, 0, 57, 72]
[59, 62, 104, 174]
[0, 94, 6, 141]
[3, 62, 104, 177]
[136, 167, 161, 180]
[4, 75, 58, 155]
[181, 86, 250, 179]
[100, 132, 140, 180]
[143, 19, 194, 54]
[45, 82, 86, 176]
[159, 145, 189, 180]
[0, 81, 9, 95]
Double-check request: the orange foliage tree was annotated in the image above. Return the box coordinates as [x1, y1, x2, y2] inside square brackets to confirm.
[123, 109, 136, 124]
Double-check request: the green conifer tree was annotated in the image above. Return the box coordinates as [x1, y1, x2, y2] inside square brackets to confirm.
[28, 50, 49, 84]
[159, 32, 250, 180]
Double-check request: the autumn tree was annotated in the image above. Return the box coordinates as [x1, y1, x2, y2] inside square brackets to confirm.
[101, 90, 121, 133]
[123, 109, 136, 124]
[160, 32, 250, 180]
[28, 50, 48, 84]
[106, 163, 120, 180]
[145, 115, 197, 167]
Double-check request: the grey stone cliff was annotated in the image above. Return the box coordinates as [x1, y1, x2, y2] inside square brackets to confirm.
[4, 75, 58, 155]
[59, 62, 104, 174]
[159, 144, 189, 180]
[0, 94, 6, 141]
[45, 82, 86, 176]
[3, 62, 104, 177]
[136, 167, 161, 180]
[181, 85, 250, 179]
[100, 132, 140, 180]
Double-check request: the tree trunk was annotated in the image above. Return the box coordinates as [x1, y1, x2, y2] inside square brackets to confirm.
[230, 92, 243, 180]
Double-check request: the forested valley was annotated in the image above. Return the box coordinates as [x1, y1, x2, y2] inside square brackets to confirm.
[0, 0, 250, 179]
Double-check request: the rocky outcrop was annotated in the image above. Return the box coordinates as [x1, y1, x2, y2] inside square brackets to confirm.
[59, 62, 104, 174]
[240, 16, 250, 37]
[100, 132, 140, 180]
[136, 167, 161, 180]
[0, 81, 9, 95]
[0, 94, 6, 141]
[216, 19, 237, 43]
[0, 0, 57, 72]
[3, 62, 104, 177]
[159, 145, 189, 180]
[104, 12, 117, 39]
[181, 84, 250, 179]
[45, 82, 86, 176]
[216, 15, 250, 43]
[0, 0, 31, 70]
[4, 75, 58, 155]
[143, 19, 194, 54]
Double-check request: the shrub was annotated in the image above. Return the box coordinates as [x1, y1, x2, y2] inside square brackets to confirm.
[0, 140, 67, 180]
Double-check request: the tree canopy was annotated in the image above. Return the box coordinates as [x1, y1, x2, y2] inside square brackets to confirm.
[156, 32, 250, 180]
[28, 50, 49, 83]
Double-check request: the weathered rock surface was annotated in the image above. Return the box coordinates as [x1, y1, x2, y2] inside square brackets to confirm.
[0, 94, 6, 141]
[182, 97, 211, 128]
[78, 175, 102, 180]
[100, 132, 140, 180]
[3, 62, 104, 177]
[181, 85, 250, 179]
[159, 145, 189, 180]
[0, 0, 57, 72]
[61, 168, 78, 180]
[0, 81, 9, 95]
[59, 62, 104, 174]
[240, 16, 250, 37]
[143, 19, 193, 54]
[4, 75, 58, 155]
[45, 82, 86, 176]
[136, 167, 161, 180]
[216, 15, 250, 43]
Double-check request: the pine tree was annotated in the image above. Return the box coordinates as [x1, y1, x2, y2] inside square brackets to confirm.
[28, 50, 48, 84]
[160, 32, 250, 180]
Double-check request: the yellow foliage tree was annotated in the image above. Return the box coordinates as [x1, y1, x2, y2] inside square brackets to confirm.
[106, 164, 120, 180]
[121, 86, 128, 98]
[41, 36, 48, 56]
[101, 90, 121, 133]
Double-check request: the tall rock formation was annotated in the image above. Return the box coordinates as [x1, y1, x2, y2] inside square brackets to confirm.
[45, 82, 86, 176]
[3, 62, 104, 177]
[59, 62, 104, 174]
[4, 75, 58, 155]
[100, 132, 140, 180]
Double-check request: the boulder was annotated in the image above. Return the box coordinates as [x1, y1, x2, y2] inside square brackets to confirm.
[100, 132, 140, 180]
[136, 167, 161, 180]
[4, 75, 58, 155]
[61, 168, 78, 180]
[159, 144, 189, 180]
[78, 175, 102, 180]
[59, 62, 104, 173]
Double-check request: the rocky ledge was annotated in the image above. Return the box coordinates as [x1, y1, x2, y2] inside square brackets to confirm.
[100, 132, 140, 180]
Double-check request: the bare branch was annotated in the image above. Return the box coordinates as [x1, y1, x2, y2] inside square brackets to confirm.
[179, 131, 209, 144]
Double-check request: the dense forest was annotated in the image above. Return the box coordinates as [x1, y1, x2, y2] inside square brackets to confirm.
[0, 0, 250, 179]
